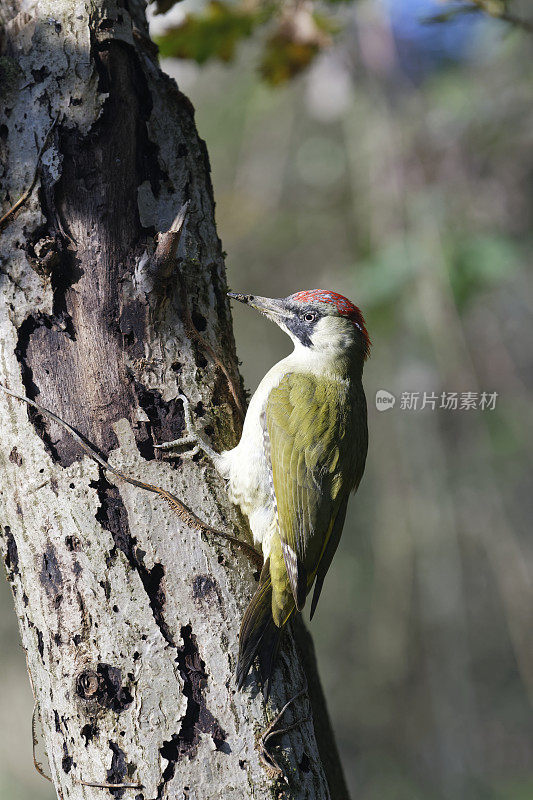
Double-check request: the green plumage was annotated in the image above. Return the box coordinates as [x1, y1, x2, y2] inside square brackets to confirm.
[237, 369, 367, 696]
[266, 371, 367, 620]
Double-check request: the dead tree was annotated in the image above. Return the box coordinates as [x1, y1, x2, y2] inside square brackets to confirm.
[0, 2, 349, 798]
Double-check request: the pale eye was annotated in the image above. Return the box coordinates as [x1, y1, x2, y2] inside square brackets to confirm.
[304, 312, 316, 323]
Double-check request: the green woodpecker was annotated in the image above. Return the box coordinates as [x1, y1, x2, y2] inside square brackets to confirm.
[172, 289, 369, 697]
[0, 287, 369, 708]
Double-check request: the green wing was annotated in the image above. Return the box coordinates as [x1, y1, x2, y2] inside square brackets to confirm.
[264, 371, 365, 614]
[309, 494, 349, 619]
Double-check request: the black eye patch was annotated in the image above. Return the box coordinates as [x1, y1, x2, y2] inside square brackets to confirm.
[284, 308, 321, 347]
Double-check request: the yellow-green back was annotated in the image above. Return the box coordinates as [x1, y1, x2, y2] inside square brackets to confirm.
[264, 370, 367, 625]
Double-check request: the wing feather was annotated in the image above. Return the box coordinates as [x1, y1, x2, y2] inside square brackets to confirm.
[264, 372, 365, 613]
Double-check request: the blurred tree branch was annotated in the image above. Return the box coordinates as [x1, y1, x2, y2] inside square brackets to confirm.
[426, 0, 533, 33]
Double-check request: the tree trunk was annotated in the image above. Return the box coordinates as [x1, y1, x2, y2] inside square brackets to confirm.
[0, 2, 349, 798]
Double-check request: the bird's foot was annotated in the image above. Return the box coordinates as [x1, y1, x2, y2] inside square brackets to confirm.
[259, 690, 309, 781]
[155, 393, 218, 462]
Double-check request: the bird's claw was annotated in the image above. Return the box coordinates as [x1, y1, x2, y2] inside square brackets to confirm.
[153, 436, 200, 455]
[154, 393, 216, 461]
[177, 393, 194, 430]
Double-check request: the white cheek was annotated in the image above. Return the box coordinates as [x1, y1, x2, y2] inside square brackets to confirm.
[311, 317, 353, 351]
[310, 317, 336, 348]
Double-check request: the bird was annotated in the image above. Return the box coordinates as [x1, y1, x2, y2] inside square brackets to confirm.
[0, 288, 370, 705]
[164, 289, 370, 699]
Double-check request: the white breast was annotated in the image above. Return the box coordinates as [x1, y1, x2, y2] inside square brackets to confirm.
[215, 344, 346, 558]
[215, 357, 292, 558]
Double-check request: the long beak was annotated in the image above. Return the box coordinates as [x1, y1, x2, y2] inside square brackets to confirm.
[227, 292, 290, 321]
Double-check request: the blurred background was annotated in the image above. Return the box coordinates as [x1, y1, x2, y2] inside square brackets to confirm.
[2, 0, 532, 798]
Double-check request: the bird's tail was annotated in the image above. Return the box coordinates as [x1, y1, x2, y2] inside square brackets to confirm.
[236, 557, 286, 700]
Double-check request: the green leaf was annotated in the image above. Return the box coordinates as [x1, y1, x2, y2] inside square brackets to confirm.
[155, 1, 272, 64]
[259, 33, 320, 85]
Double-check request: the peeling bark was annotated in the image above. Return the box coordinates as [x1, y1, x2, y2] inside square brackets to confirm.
[0, 2, 349, 798]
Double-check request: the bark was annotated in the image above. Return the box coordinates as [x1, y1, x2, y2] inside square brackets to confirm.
[0, 2, 349, 799]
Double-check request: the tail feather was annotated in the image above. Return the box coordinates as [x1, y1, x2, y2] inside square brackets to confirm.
[236, 558, 284, 700]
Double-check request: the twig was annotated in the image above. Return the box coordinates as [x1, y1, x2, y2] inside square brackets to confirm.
[426, 1, 533, 33]
[471, 0, 533, 32]
[152, 204, 245, 422]
[259, 690, 308, 779]
[0, 383, 261, 568]
[25, 650, 53, 783]
[77, 779, 144, 790]
[32, 704, 53, 783]
[180, 278, 245, 422]
[0, 113, 60, 233]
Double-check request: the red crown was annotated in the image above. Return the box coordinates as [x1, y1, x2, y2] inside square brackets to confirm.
[290, 289, 371, 357]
